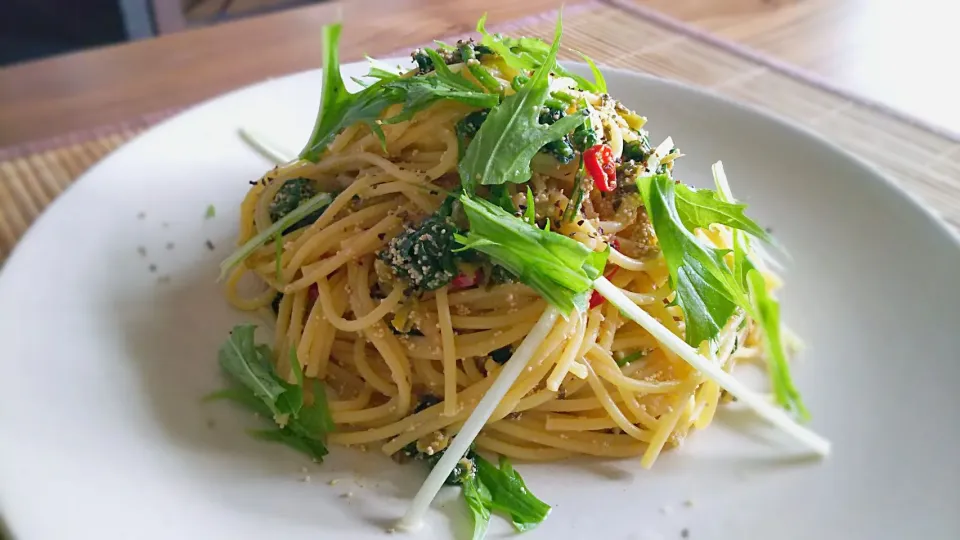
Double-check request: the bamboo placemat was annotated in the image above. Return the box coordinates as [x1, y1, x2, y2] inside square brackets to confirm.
[2, 0, 958, 263]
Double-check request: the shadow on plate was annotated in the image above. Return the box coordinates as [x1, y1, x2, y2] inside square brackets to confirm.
[114, 254, 467, 534]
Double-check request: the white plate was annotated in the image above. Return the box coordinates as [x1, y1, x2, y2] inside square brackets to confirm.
[2, 59, 959, 540]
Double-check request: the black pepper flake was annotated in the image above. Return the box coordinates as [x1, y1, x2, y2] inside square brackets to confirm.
[137, 212, 146, 220]
[248, 180, 258, 185]
[681, 529, 689, 539]
[137, 246, 147, 257]
[165, 242, 174, 250]
[205, 240, 215, 251]
[148, 264, 157, 273]
[378, 233, 386, 240]
[577, 220, 584, 226]
[490, 345, 512, 364]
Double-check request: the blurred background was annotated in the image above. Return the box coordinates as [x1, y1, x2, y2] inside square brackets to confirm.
[1, 0, 319, 66]
[0, 0, 956, 143]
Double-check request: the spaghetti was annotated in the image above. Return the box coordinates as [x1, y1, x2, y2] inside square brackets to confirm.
[220, 19, 816, 492]
[227, 110, 779, 469]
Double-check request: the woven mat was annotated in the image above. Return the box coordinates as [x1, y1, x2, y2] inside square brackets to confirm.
[2, 0, 959, 263]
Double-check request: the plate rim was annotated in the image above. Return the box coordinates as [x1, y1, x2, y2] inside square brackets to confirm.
[2, 58, 959, 539]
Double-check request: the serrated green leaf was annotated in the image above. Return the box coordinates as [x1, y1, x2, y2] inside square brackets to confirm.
[382, 76, 499, 125]
[456, 194, 607, 314]
[211, 325, 335, 462]
[203, 387, 273, 417]
[473, 454, 550, 531]
[294, 379, 336, 437]
[248, 428, 330, 461]
[217, 325, 285, 416]
[462, 475, 492, 540]
[746, 269, 809, 420]
[637, 175, 749, 346]
[674, 183, 774, 244]
[576, 51, 607, 93]
[714, 162, 807, 418]
[299, 24, 406, 161]
[460, 14, 587, 189]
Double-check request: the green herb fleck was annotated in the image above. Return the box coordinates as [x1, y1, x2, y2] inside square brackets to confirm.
[616, 350, 647, 366]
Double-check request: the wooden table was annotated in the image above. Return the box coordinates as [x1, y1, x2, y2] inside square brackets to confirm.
[1, 0, 958, 147]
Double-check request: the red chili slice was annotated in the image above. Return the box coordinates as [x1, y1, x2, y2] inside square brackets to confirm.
[450, 269, 481, 290]
[583, 144, 617, 192]
[589, 247, 620, 309]
[589, 290, 605, 309]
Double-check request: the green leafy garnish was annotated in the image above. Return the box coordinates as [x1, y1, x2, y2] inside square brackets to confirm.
[474, 455, 551, 531]
[576, 50, 607, 93]
[673, 184, 774, 245]
[210, 325, 335, 461]
[205, 204, 216, 219]
[424, 48, 483, 91]
[216, 325, 287, 416]
[301, 27, 500, 158]
[459, 15, 586, 189]
[382, 76, 499, 125]
[219, 191, 332, 280]
[637, 174, 746, 347]
[300, 24, 403, 161]
[459, 454, 550, 539]
[363, 56, 403, 82]
[746, 269, 809, 420]
[639, 163, 808, 418]
[712, 164, 807, 419]
[476, 14, 537, 71]
[455, 194, 607, 314]
[458, 41, 502, 93]
[476, 14, 605, 94]
[488, 184, 515, 213]
[461, 474, 492, 540]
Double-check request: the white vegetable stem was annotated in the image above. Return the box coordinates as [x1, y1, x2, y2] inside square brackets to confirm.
[593, 276, 831, 456]
[396, 306, 561, 532]
[238, 127, 293, 165]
